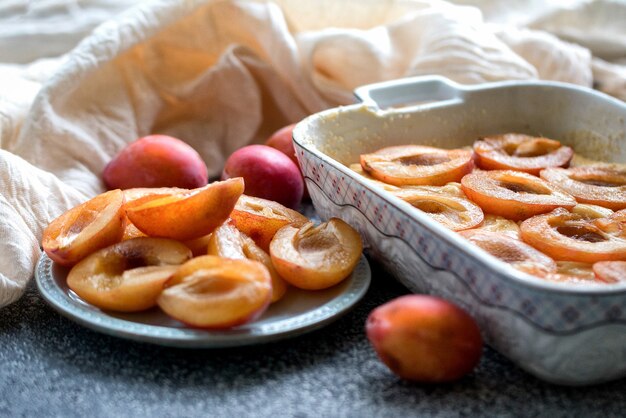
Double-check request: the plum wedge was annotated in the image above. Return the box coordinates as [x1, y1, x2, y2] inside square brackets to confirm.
[473, 133, 573, 175]
[230, 194, 309, 251]
[208, 221, 288, 302]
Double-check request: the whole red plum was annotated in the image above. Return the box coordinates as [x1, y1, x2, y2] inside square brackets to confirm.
[103, 135, 208, 189]
[366, 294, 483, 382]
[222, 144, 304, 209]
[265, 123, 298, 166]
[265, 123, 309, 200]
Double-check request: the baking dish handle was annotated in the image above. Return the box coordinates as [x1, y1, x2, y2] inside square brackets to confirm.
[354, 75, 464, 109]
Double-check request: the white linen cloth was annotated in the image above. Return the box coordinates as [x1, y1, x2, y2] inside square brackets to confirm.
[0, 0, 625, 307]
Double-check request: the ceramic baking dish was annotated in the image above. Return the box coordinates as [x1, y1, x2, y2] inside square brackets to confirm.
[292, 75, 626, 386]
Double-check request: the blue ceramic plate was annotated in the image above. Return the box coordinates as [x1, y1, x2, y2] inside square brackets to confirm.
[35, 253, 370, 347]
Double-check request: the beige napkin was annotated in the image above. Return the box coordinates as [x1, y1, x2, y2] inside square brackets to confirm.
[0, 0, 620, 307]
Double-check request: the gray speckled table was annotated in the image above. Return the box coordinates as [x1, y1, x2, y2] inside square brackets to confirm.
[1, 258, 625, 418]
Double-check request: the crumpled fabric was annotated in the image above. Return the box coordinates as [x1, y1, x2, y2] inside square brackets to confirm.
[0, 0, 624, 308]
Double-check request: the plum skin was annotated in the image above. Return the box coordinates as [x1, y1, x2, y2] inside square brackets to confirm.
[265, 123, 310, 200]
[265, 123, 298, 166]
[366, 294, 483, 382]
[222, 144, 304, 209]
[103, 135, 208, 189]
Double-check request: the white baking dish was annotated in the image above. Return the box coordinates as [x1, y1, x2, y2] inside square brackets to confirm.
[293, 75, 626, 386]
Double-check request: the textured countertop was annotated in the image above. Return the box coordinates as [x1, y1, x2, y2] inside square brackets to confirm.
[1, 257, 625, 418]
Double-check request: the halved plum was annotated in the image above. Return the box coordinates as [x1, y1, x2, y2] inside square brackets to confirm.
[125, 178, 244, 241]
[360, 145, 474, 186]
[461, 170, 576, 220]
[67, 237, 192, 312]
[520, 208, 626, 263]
[459, 229, 556, 277]
[540, 166, 626, 210]
[593, 261, 626, 283]
[121, 187, 185, 241]
[230, 194, 309, 251]
[208, 221, 288, 302]
[42, 189, 126, 266]
[392, 187, 484, 231]
[474, 133, 573, 175]
[269, 218, 362, 290]
[157, 255, 272, 329]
